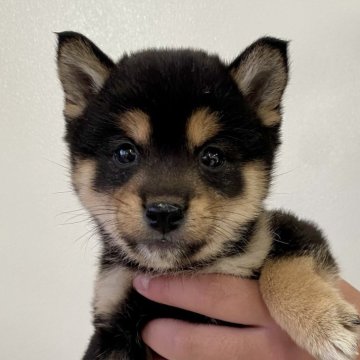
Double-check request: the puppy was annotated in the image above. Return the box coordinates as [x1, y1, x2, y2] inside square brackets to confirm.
[56, 32, 360, 360]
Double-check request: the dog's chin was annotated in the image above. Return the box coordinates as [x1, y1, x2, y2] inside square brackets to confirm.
[123, 235, 206, 272]
[133, 244, 184, 271]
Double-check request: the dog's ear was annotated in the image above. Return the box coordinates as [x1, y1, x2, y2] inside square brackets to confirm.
[229, 37, 288, 127]
[56, 31, 114, 120]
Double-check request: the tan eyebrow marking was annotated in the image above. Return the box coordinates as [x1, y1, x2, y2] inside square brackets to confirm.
[186, 108, 221, 150]
[117, 110, 152, 145]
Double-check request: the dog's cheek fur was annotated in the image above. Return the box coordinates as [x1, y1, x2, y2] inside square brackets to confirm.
[113, 180, 146, 240]
[71, 158, 140, 268]
[71, 159, 117, 236]
[190, 160, 270, 264]
[203, 213, 272, 277]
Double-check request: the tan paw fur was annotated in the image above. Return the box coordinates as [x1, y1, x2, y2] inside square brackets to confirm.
[260, 257, 360, 360]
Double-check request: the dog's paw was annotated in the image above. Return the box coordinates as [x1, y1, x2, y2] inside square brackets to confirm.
[307, 298, 360, 360]
[260, 258, 360, 360]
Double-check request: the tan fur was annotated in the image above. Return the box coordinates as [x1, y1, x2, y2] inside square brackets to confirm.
[231, 44, 287, 126]
[191, 161, 269, 263]
[118, 110, 152, 146]
[186, 108, 221, 150]
[94, 267, 133, 317]
[63, 102, 85, 118]
[114, 171, 148, 240]
[203, 212, 272, 277]
[71, 159, 118, 241]
[260, 257, 360, 360]
[257, 108, 281, 127]
[58, 38, 111, 119]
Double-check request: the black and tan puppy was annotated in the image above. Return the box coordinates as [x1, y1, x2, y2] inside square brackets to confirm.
[57, 32, 360, 360]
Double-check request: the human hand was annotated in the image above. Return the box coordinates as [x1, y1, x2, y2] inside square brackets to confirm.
[133, 275, 360, 360]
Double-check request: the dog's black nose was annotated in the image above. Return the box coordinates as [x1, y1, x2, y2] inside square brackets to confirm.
[145, 202, 184, 233]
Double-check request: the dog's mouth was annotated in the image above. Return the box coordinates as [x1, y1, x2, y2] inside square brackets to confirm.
[121, 232, 208, 269]
[125, 233, 205, 253]
[138, 236, 181, 251]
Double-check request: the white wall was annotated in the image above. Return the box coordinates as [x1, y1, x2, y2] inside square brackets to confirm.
[1, 1, 359, 359]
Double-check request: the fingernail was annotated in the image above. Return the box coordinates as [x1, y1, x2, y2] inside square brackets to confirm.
[133, 275, 151, 293]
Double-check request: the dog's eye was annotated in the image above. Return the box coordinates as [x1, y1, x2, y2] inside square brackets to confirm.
[114, 142, 138, 165]
[200, 147, 225, 169]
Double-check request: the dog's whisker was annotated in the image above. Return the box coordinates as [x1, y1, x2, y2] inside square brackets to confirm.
[43, 157, 71, 171]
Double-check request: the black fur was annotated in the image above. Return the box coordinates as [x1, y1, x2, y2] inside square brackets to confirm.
[268, 210, 337, 272]
[86, 289, 249, 360]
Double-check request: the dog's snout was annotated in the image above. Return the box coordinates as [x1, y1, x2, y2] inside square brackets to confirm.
[145, 202, 184, 233]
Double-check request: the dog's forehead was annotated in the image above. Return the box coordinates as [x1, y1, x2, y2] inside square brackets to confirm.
[108, 50, 248, 147]
[115, 48, 229, 89]
[116, 107, 221, 150]
[111, 50, 244, 111]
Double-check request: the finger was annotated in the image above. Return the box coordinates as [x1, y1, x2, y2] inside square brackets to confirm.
[133, 274, 272, 325]
[142, 318, 298, 360]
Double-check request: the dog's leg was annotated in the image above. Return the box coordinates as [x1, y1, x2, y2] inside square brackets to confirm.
[260, 256, 360, 360]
